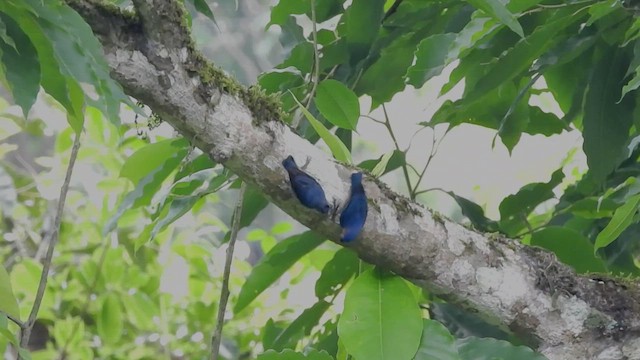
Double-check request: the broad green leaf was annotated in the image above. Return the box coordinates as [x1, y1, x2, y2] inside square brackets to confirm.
[467, 0, 524, 38]
[313, 319, 339, 356]
[277, 42, 314, 75]
[414, 320, 460, 360]
[23, 0, 139, 122]
[0, 14, 39, 118]
[121, 293, 158, 330]
[0, 2, 80, 129]
[531, 227, 606, 273]
[120, 138, 190, 184]
[371, 152, 394, 177]
[340, 0, 385, 63]
[456, 337, 547, 360]
[448, 192, 498, 232]
[338, 268, 423, 360]
[358, 150, 406, 176]
[234, 231, 325, 313]
[594, 193, 640, 252]
[525, 106, 566, 136]
[257, 349, 333, 360]
[315, 248, 359, 299]
[269, 0, 343, 27]
[270, 300, 331, 351]
[105, 141, 190, 235]
[499, 169, 564, 222]
[97, 293, 123, 345]
[586, 0, 621, 26]
[291, 92, 352, 163]
[407, 34, 457, 88]
[315, 79, 360, 130]
[355, 34, 416, 106]
[583, 48, 634, 184]
[469, 8, 584, 102]
[0, 264, 19, 321]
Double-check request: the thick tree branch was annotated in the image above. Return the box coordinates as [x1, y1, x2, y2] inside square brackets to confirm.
[66, 1, 640, 359]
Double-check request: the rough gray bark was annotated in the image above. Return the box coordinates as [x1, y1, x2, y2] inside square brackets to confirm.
[67, 0, 640, 358]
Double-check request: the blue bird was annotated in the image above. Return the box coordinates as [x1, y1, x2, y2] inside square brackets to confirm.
[282, 155, 331, 214]
[340, 172, 367, 243]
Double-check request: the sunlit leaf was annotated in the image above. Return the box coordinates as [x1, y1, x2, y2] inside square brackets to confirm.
[235, 231, 325, 313]
[338, 268, 422, 360]
[315, 79, 360, 130]
[291, 92, 352, 163]
[0, 264, 19, 321]
[531, 227, 606, 273]
[594, 193, 640, 252]
[414, 319, 460, 360]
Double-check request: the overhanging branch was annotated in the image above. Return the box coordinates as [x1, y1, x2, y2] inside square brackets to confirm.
[66, 1, 640, 358]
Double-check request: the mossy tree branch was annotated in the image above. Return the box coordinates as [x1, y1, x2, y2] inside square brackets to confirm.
[65, 1, 640, 359]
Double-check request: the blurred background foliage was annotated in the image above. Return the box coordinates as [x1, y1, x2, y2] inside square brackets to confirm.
[1, 0, 640, 359]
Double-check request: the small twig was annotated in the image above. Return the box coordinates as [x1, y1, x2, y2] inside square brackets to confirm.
[293, 0, 321, 128]
[381, 105, 413, 195]
[414, 187, 446, 197]
[20, 131, 82, 349]
[6, 313, 23, 328]
[210, 182, 247, 360]
[410, 128, 448, 199]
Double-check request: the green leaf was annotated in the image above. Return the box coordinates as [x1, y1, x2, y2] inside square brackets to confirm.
[315, 79, 360, 130]
[499, 169, 564, 223]
[291, 92, 352, 163]
[234, 231, 325, 313]
[467, 0, 524, 38]
[448, 192, 498, 232]
[121, 293, 158, 330]
[189, 0, 218, 24]
[583, 48, 634, 183]
[340, 0, 385, 64]
[407, 34, 457, 88]
[0, 264, 19, 321]
[414, 319, 460, 360]
[469, 8, 584, 102]
[531, 227, 606, 273]
[257, 349, 333, 360]
[338, 268, 423, 360]
[120, 138, 190, 184]
[315, 248, 359, 299]
[355, 34, 416, 106]
[97, 293, 123, 345]
[594, 193, 640, 252]
[270, 300, 331, 351]
[371, 152, 394, 178]
[268, 0, 310, 26]
[358, 150, 406, 176]
[586, 0, 621, 27]
[456, 337, 547, 360]
[0, 14, 39, 118]
[105, 140, 190, 235]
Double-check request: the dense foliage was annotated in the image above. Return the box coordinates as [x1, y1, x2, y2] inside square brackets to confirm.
[1, 0, 640, 359]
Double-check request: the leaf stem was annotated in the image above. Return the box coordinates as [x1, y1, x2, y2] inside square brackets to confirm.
[382, 105, 413, 195]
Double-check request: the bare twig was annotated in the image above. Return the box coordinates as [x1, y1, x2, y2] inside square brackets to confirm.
[20, 131, 82, 349]
[381, 105, 413, 195]
[210, 182, 247, 360]
[410, 128, 448, 199]
[6, 313, 23, 328]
